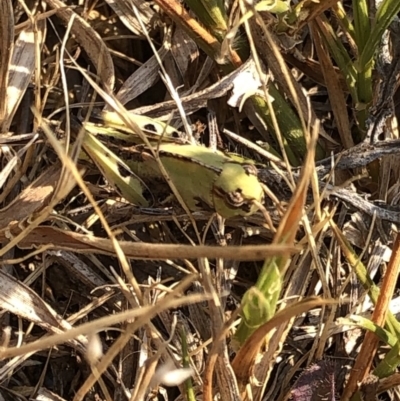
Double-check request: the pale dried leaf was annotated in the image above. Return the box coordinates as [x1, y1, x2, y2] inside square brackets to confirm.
[46, 0, 115, 89]
[111, 46, 169, 107]
[0, 225, 296, 261]
[0, 146, 20, 190]
[388, 180, 400, 204]
[170, 27, 199, 79]
[132, 58, 256, 119]
[86, 333, 103, 365]
[105, 0, 156, 36]
[47, 250, 109, 289]
[0, 0, 14, 129]
[35, 388, 67, 401]
[3, 22, 45, 132]
[0, 270, 60, 328]
[228, 69, 267, 109]
[0, 165, 66, 231]
[0, 270, 87, 351]
[153, 362, 194, 387]
[342, 212, 370, 249]
[367, 241, 391, 274]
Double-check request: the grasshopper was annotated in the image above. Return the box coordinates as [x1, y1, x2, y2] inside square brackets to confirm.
[76, 111, 265, 219]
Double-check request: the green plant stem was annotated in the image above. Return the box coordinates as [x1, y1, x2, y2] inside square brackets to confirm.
[355, 63, 373, 131]
[181, 327, 196, 401]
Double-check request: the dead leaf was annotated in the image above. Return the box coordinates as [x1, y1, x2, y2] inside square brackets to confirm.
[46, 0, 115, 90]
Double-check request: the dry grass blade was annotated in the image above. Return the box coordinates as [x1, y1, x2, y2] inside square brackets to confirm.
[378, 373, 400, 395]
[170, 27, 199, 84]
[48, 250, 114, 289]
[311, 20, 354, 149]
[64, 276, 199, 401]
[0, 135, 38, 194]
[1, 22, 45, 132]
[0, 0, 13, 129]
[199, 257, 242, 401]
[0, 225, 297, 261]
[35, 388, 67, 401]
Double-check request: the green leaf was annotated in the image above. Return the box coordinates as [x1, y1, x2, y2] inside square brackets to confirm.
[359, 0, 400, 69]
[352, 0, 371, 56]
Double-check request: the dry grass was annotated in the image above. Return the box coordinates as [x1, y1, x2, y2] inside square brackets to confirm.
[1, 1, 400, 401]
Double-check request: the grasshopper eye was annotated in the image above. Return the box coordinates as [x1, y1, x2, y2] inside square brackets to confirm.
[226, 188, 246, 207]
[242, 164, 258, 177]
[213, 186, 246, 208]
[217, 187, 253, 213]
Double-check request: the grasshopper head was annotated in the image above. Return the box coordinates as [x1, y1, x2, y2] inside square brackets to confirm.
[212, 162, 264, 218]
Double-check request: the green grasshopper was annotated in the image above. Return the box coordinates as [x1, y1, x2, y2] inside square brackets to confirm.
[77, 111, 265, 219]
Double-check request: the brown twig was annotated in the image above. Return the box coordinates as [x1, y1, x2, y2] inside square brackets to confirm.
[152, 0, 242, 66]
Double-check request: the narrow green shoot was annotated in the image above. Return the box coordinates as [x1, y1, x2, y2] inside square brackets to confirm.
[181, 327, 196, 401]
